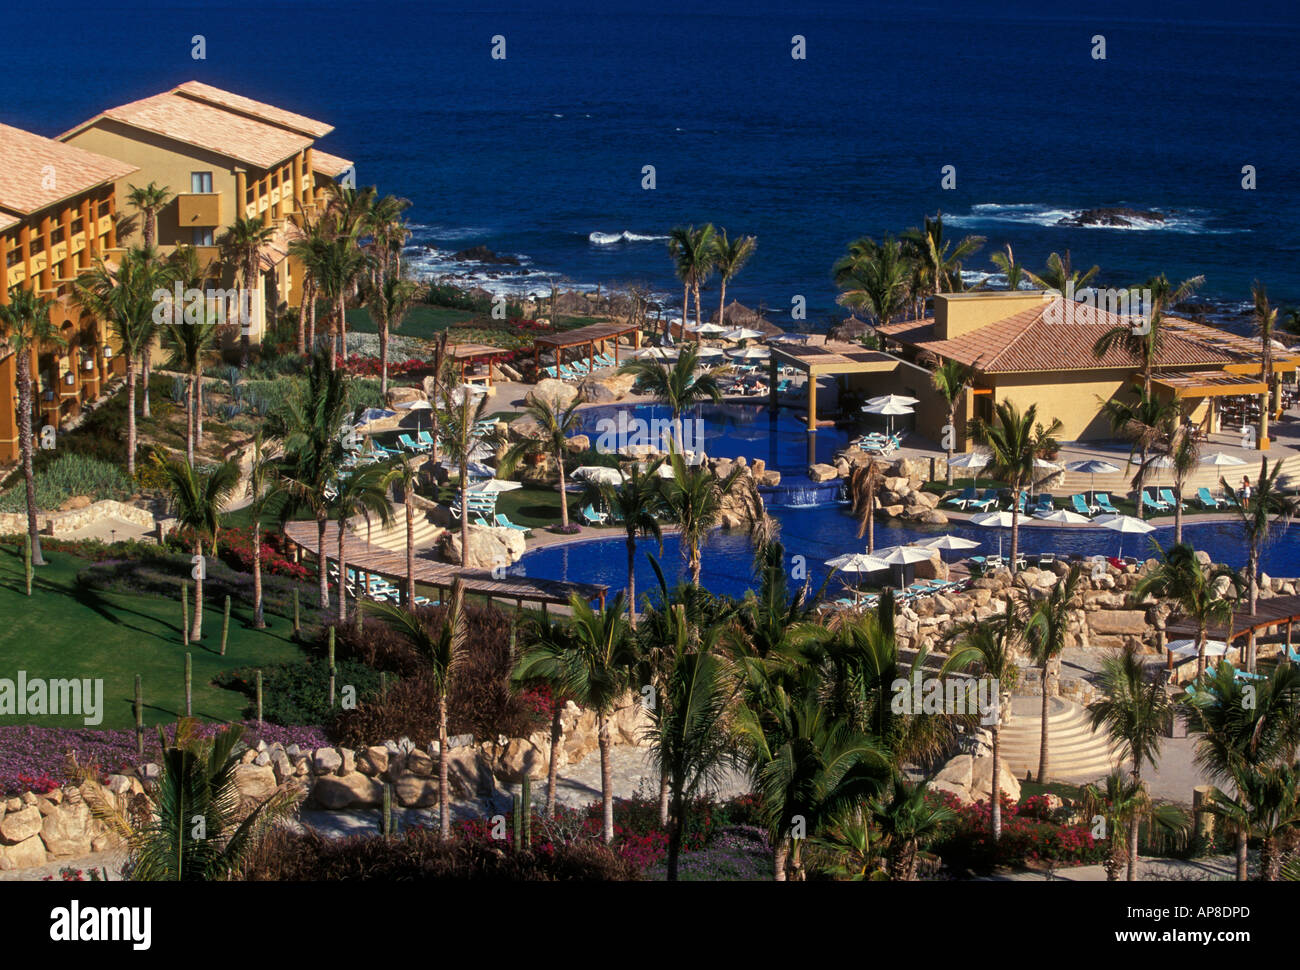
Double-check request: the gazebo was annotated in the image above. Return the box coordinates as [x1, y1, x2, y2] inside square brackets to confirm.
[532, 321, 641, 377]
[445, 342, 506, 387]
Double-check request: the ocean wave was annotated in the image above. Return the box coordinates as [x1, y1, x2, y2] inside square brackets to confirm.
[588, 230, 669, 245]
[946, 203, 1239, 235]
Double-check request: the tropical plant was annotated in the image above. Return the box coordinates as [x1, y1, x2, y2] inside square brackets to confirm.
[125, 181, 173, 250]
[970, 399, 1063, 572]
[867, 774, 957, 880]
[666, 224, 718, 334]
[989, 243, 1025, 291]
[513, 593, 637, 843]
[660, 440, 763, 584]
[1088, 646, 1173, 880]
[846, 456, 885, 553]
[0, 290, 63, 565]
[498, 393, 585, 531]
[1092, 273, 1203, 394]
[901, 212, 985, 309]
[1080, 770, 1186, 881]
[1133, 542, 1240, 679]
[833, 235, 912, 327]
[362, 578, 468, 838]
[1099, 386, 1177, 519]
[244, 432, 285, 628]
[1024, 250, 1100, 296]
[1252, 281, 1279, 448]
[1025, 564, 1084, 782]
[712, 230, 757, 328]
[619, 343, 727, 449]
[162, 307, 220, 465]
[931, 359, 975, 484]
[599, 458, 666, 627]
[152, 450, 241, 640]
[217, 216, 276, 368]
[361, 273, 420, 398]
[331, 462, 395, 623]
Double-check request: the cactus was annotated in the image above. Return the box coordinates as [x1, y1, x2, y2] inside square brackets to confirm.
[512, 792, 522, 849]
[220, 595, 231, 656]
[184, 652, 192, 716]
[380, 671, 388, 701]
[181, 583, 189, 646]
[328, 627, 336, 707]
[134, 674, 144, 756]
[255, 669, 263, 729]
[521, 775, 532, 849]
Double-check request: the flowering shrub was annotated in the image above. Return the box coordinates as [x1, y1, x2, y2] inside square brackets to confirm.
[216, 526, 312, 582]
[925, 789, 1105, 872]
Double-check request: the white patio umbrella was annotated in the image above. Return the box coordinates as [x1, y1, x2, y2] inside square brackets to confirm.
[861, 399, 914, 436]
[912, 534, 981, 561]
[693, 346, 726, 360]
[727, 346, 771, 361]
[1033, 508, 1091, 525]
[572, 465, 627, 485]
[691, 323, 728, 337]
[633, 346, 678, 361]
[865, 394, 920, 407]
[399, 398, 434, 434]
[1065, 458, 1121, 505]
[636, 460, 676, 479]
[825, 552, 890, 573]
[440, 459, 495, 479]
[1168, 639, 1229, 660]
[871, 545, 935, 590]
[949, 449, 991, 491]
[724, 327, 765, 342]
[1201, 451, 1248, 499]
[1094, 513, 1155, 558]
[467, 479, 523, 494]
[1031, 457, 1062, 499]
[970, 509, 1016, 558]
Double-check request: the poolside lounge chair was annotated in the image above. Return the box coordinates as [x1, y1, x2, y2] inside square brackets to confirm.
[1158, 488, 1186, 510]
[776, 379, 791, 394]
[1007, 493, 1027, 514]
[966, 490, 997, 513]
[580, 504, 608, 526]
[1033, 494, 1055, 515]
[946, 487, 977, 509]
[1070, 494, 1095, 517]
[397, 433, 427, 453]
[1037, 552, 1056, 567]
[543, 366, 558, 378]
[494, 513, 532, 535]
[1141, 491, 1170, 514]
[1094, 493, 1121, 515]
[1196, 487, 1223, 510]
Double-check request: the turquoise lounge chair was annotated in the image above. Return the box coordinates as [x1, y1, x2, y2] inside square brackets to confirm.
[1159, 488, 1186, 510]
[581, 504, 607, 526]
[1095, 493, 1120, 515]
[1070, 494, 1095, 517]
[494, 513, 532, 535]
[1141, 491, 1170, 514]
[946, 487, 977, 509]
[1033, 494, 1054, 515]
[1196, 487, 1222, 509]
[967, 490, 997, 513]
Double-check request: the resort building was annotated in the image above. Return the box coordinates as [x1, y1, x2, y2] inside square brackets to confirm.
[58, 81, 353, 345]
[0, 123, 139, 463]
[805, 291, 1296, 451]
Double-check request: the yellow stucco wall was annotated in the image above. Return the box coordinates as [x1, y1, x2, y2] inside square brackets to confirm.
[988, 370, 1135, 440]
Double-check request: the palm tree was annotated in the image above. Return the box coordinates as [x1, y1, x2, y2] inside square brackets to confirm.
[217, 217, 276, 368]
[162, 311, 219, 466]
[74, 247, 177, 478]
[1092, 273, 1203, 394]
[85, 719, 297, 880]
[280, 347, 350, 608]
[436, 385, 495, 565]
[901, 212, 985, 307]
[712, 230, 757, 328]
[514, 593, 636, 843]
[1155, 418, 1200, 544]
[331, 462, 395, 623]
[244, 433, 284, 629]
[661, 442, 760, 585]
[498, 393, 585, 531]
[600, 458, 666, 628]
[646, 611, 733, 879]
[1025, 564, 1083, 782]
[846, 456, 885, 553]
[0, 291, 64, 566]
[125, 182, 173, 250]
[1223, 458, 1300, 670]
[387, 453, 422, 606]
[1081, 770, 1186, 881]
[930, 359, 975, 484]
[1206, 763, 1300, 881]
[944, 606, 1023, 841]
[619, 343, 726, 450]
[733, 676, 888, 880]
[832, 235, 912, 327]
[361, 274, 419, 399]
[362, 579, 467, 838]
[511, 615, 574, 819]
[1100, 387, 1177, 519]
[1024, 250, 1100, 296]
[989, 243, 1025, 290]
[666, 224, 718, 336]
[153, 450, 240, 641]
[1252, 281, 1279, 447]
[1134, 542, 1240, 679]
[364, 193, 412, 279]
[1184, 663, 1300, 879]
[866, 775, 958, 880]
[1088, 646, 1173, 880]
[971, 399, 1063, 573]
[289, 209, 329, 355]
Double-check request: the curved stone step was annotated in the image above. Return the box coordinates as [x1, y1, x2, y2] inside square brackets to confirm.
[997, 696, 1120, 783]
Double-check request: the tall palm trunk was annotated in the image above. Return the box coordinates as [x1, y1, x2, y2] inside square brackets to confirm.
[1037, 660, 1051, 783]
[125, 355, 138, 478]
[438, 697, 451, 838]
[337, 524, 349, 623]
[252, 516, 265, 628]
[186, 374, 196, 466]
[545, 703, 562, 818]
[15, 352, 44, 565]
[773, 838, 789, 881]
[659, 769, 670, 827]
[337, 294, 347, 363]
[306, 282, 317, 351]
[459, 459, 471, 566]
[688, 541, 702, 586]
[692, 282, 704, 330]
[678, 283, 689, 341]
[190, 539, 204, 641]
[316, 514, 330, 608]
[296, 290, 307, 355]
[404, 489, 415, 606]
[1236, 829, 1249, 881]
[598, 712, 614, 844]
[666, 787, 684, 880]
[626, 535, 637, 628]
[1196, 620, 1208, 680]
[196, 376, 204, 446]
[1247, 549, 1260, 672]
[1135, 446, 1149, 520]
[717, 278, 728, 331]
[991, 724, 1002, 841]
[1127, 763, 1141, 881]
[945, 405, 956, 485]
[1009, 492, 1022, 574]
[141, 345, 152, 418]
[556, 453, 570, 529]
[1173, 480, 1184, 544]
[379, 313, 390, 398]
[240, 258, 256, 368]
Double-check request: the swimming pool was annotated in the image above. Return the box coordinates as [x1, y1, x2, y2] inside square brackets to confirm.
[520, 506, 1300, 604]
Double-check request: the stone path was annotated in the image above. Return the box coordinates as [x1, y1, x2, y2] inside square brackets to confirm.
[991, 854, 1240, 882]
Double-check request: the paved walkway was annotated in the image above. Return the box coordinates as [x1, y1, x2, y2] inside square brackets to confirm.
[992, 854, 1239, 881]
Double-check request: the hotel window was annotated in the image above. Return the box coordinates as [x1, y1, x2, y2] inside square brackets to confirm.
[190, 172, 213, 194]
[192, 228, 214, 247]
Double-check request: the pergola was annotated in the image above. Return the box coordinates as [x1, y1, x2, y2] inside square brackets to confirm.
[532, 321, 641, 376]
[1151, 370, 1269, 436]
[768, 343, 899, 431]
[445, 342, 506, 387]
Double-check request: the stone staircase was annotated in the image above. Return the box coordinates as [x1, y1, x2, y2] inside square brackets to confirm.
[998, 695, 1120, 785]
[344, 505, 444, 553]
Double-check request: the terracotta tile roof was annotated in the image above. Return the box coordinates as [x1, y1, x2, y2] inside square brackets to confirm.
[0, 123, 138, 215]
[878, 300, 1234, 374]
[310, 149, 353, 178]
[0, 210, 19, 232]
[173, 81, 333, 138]
[62, 92, 312, 170]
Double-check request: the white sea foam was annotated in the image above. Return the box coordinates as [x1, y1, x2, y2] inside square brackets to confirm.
[946, 203, 1238, 235]
[588, 230, 670, 245]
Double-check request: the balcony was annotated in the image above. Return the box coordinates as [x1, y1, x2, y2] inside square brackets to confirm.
[177, 193, 222, 228]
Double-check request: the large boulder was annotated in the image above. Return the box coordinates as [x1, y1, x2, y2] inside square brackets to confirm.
[1086, 610, 1150, 636]
[526, 378, 580, 412]
[0, 806, 42, 844]
[808, 463, 839, 483]
[394, 775, 439, 808]
[934, 754, 974, 790]
[312, 773, 384, 809]
[443, 525, 527, 569]
[969, 756, 1022, 804]
[233, 764, 278, 801]
[39, 802, 94, 858]
[0, 835, 47, 870]
[577, 372, 636, 404]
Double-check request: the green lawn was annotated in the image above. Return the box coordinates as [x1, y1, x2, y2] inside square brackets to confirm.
[435, 482, 577, 531]
[0, 544, 308, 729]
[345, 305, 477, 339]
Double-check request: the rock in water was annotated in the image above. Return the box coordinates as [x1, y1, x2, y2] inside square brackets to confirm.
[1056, 207, 1166, 228]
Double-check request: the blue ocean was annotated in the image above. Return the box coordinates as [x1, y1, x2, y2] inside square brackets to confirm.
[6, 0, 1299, 326]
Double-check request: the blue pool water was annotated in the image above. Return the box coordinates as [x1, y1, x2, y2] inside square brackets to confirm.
[521, 506, 1300, 604]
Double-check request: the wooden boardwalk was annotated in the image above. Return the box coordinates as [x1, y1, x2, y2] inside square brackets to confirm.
[1166, 593, 1300, 645]
[282, 520, 607, 610]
